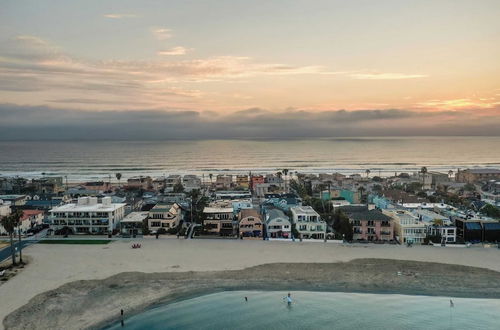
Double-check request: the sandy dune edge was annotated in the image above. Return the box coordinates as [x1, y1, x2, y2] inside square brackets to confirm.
[4, 259, 500, 330]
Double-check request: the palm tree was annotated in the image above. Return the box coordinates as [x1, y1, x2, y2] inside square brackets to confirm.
[115, 173, 122, 187]
[448, 170, 453, 179]
[365, 169, 371, 178]
[276, 171, 283, 191]
[12, 210, 23, 263]
[282, 169, 289, 192]
[431, 218, 443, 226]
[357, 186, 366, 202]
[0, 210, 22, 266]
[420, 166, 428, 187]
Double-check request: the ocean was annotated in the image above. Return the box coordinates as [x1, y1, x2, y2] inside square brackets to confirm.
[104, 290, 500, 330]
[0, 137, 499, 182]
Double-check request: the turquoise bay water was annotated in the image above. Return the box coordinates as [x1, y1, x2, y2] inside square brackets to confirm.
[105, 291, 500, 330]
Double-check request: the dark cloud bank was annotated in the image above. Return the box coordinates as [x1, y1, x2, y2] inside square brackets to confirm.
[0, 104, 498, 140]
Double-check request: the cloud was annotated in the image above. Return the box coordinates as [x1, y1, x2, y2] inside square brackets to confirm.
[0, 35, 335, 109]
[151, 28, 172, 40]
[157, 46, 191, 56]
[416, 98, 500, 110]
[350, 72, 428, 80]
[103, 13, 137, 19]
[0, 104, 498, 141]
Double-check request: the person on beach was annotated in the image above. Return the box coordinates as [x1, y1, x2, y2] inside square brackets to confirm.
[245, 296, 248, 302]
[284, 293, 292, 305]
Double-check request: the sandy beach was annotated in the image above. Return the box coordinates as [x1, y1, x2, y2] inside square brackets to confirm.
[2, 239, 500, 329]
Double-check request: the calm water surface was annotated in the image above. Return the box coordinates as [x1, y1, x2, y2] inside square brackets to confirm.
[1, 137, 499, 181]
[105, 291, 500, 330]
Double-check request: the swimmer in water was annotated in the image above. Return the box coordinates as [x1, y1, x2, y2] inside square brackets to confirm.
[284, 292, 292, 305]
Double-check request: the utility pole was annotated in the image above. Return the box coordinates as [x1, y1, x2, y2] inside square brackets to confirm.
[18, 226, 23, 263]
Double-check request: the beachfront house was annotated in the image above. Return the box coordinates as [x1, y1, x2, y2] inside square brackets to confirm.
[120, 211, 148, 236]
[412, 209, 450, 225]
[343, 207, 394, 242]
[49, 196, 126, 234]
[238, 208, 263, 238]
[148, 203, 182, 233]
[290, 206, 326, 239]
[165, 175, 182, 192]
[19, 210, 44, 233]
[384, 210, 426, 244]
[264, 208, 291, 239]
[427, 225, 457, 244]
[203, 205, 236, 236]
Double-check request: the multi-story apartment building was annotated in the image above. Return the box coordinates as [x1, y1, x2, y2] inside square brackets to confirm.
[147, 203, 182, 232]
[49, 197, 126, 234]
[384, 210, 426, 244]
[456, 168, 500, 183]
[346, 208, 394, 242]
[290, 206, 326, 239]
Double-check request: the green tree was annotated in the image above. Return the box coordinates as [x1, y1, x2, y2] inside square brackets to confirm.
[115, 173, 122, 187]
[173, 182, 184, 193]
[282, 168, 289, 192]
[481, 204, 500, 219]
[365, 169, 371, 178]
[464, 183, 476, 192]
[290, 179, 308, 199]
[332, 210, 353, 241]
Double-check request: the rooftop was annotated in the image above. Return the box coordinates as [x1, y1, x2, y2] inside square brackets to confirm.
[464, 168, 500, 174]
[50, 202, 126, 212]
[121, 212, 149, 223]
[239, 208, 261, 219]
[203, 206, 233, 213]
[290, 205, 320, 216]
[347, 210, 392, 222]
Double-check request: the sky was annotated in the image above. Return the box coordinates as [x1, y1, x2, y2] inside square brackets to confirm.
[0, 0, 499, 139]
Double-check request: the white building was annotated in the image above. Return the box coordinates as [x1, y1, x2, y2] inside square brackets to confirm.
[384, 210, 427, 244]
[0, 199, 12, 235]
[182, 175, 201, 192]
[165, 175, 182, 192]
[412, 209, 451, 225]
[265, 208, 291, 238]
[428, 226, 457, 243]
[49, 197, 126, 234]
[290, 206, 326, 239]
[120, 211, 148, 236]
[148, 203, 182, 233]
